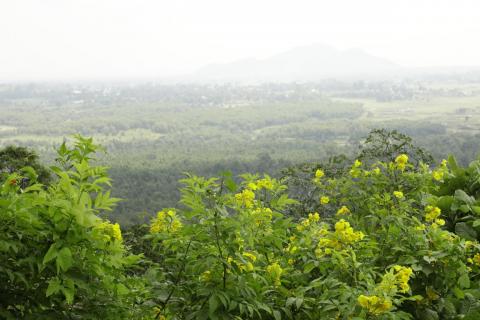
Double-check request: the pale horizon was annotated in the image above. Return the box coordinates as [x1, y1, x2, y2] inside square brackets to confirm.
[2, 0, 480, 81]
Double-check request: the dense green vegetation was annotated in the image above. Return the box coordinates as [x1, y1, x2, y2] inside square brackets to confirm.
[3, 135, 480, 319]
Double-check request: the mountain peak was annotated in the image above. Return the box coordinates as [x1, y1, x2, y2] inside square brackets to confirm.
[193, 44, 399, 82]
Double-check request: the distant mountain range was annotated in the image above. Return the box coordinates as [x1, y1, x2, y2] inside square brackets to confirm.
[191, 44, 401, 82]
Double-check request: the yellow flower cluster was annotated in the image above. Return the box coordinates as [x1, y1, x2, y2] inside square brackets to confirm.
[308, 212, 320, 222]
[248, 177, 275, 191]
[358, 265, 413, 315]
[424, 206, 445, 227]
[96, 221, 122, 242]
[474, 253, 480, 266]
[357, 295, 392, 315]
[235, 189, 255, 208]
[313, 168, 325, 184]
[256, 178, 274, 190]
[393, 265, 414, 293]
[393, 191, 404, 199]
[349, 160, 362, 178]
[468, 253, 480, 267]
[336, 206, 351, 216]
[199, 270, 212, 282]
[266, 262, 283, 286]
[395, 154, 409, 171]
[432, 170, 444, 181]
[150, 209, 183, 234]
[320, 196, 330, 205]
[376, 265, 413, 294]
[432, 159, 448, 181]
[296, 212, 320, 231]
[335, 219, 365, 244]
[227, 256, 255, 273]
[315, 219, 364, 256]
[243, 252, 257, 262]
[315, 169, 325, 179]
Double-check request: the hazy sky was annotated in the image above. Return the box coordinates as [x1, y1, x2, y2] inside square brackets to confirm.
[1, 0, 480, 80]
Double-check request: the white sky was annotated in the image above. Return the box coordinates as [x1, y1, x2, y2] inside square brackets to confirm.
[1, 0, 480, 81]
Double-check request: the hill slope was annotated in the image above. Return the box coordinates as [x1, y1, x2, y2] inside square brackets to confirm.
[193, 44, 399, 82]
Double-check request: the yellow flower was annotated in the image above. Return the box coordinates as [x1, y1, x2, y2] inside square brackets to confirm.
[150, 209, 183, 234]
[235, 189, 255, 208]
[334, 219, 364, 243]
[96, 221, 123, 242]
[473, 253, 480, 266]
[432, 170, 444, 181]
[245, 262, 254, 272]
[301, 219, 311, 228]
[256, 178, 274, 190]
[350, 168, 361, 178]
[111, 223, 121, 241]
[415, 224, 426, 231]
[243, 252, 257, 262]
[336, 206, 351, 215]
[373, 167, 381, 175]
[308, 212, 320, 222]
[199, 270, 212, 282]
[266, 262, 283, 286]
[441, 159, 448, 167]
[315, 169, 325, 179]
[425, 206, 441, 222]
[393, 265, 413, 293]
[320, 196, 330, 205]
[393, 191, 404, 199]
[247, 182, 258, 190]
[395, 154, 409, 170]
[354, 159, 362, 167]
[357, 295, 392, 315]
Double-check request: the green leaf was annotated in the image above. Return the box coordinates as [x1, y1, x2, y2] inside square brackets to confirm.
[455, 222, 477, 240]
[43, 243, 59, 265]
[458, 274, 470, 288]
[303, 261, 316, 273]
[116, 283, 129, 296]
[448, 155, 460, 173]
[46, 277, 62, 297]
[418, 308, 439, 320]
[61, 278, 75, 304]
[273, 310, 281, 320]
[56, 247, 73, 272]
[453, 287, 465, 299]
[455, 190, 474, 205]
[209, 295, 219, 315]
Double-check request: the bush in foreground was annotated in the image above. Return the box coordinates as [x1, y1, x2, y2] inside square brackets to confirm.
[2, 136, 480, 319]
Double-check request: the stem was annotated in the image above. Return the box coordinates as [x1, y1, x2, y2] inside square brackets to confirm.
[213, 209, 227, 289]
[156, 238, 193, 319]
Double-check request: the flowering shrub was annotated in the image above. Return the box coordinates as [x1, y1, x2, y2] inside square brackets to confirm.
[143, 154, 480, 319]
[3, 136, 480, 319]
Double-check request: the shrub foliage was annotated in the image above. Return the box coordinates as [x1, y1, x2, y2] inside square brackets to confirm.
[2, 135, 480, 319]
